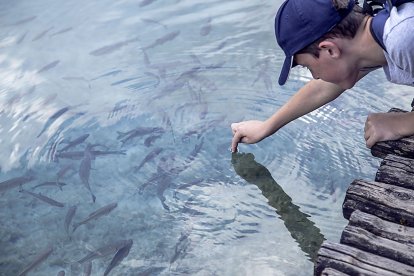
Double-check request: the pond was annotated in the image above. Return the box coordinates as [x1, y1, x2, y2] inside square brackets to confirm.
[0, 0, 413, 275]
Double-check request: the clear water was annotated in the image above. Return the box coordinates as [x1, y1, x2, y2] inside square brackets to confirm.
[1, 0, 413, 275]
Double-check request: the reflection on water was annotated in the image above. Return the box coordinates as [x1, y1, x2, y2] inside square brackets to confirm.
[231, 152, 325, 262]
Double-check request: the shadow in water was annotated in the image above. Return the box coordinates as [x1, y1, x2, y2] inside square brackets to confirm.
[231, 152, 325, 262]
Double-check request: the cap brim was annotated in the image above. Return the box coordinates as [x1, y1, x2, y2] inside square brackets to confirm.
[278, 56, 293, 86]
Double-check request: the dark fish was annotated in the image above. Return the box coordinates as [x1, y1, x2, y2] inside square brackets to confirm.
[64, 205, 77, 237]
[143, 31, 180, 50]
[110, 77, 140, 86]
[50, 27, 73, 37]
[0, 175, 35, 193]
[32, 27, 54, 41]
[139, 0, 157, 7]
[79, 145, 96, 203]
[56, 163, 74, 183]
[144, 133, 163, 147]
[83, 262, 92, 276]
[16, 31, 28, 44]
[90, 70, 123, 81]
[117, 127, 163, 145]
[21, 190, 65, 208]
[134, 147, 163, 172]
[36, 106, 69, 137]
[89, 37, 139, 56]
[58, 134, 90, 152]
[77, 239, 131, 264]
[141, 18, 168, 29]
[57, 270, 65, 276]
[200, 18, 212, 36]
[18, 246, 53, 276]
[103, 239, 133, 276]
[37, 60, 60, 74]
[72, 203, 118, 232]
[9, 16, 37, 26]
[32, 181, 67, 190]
[55, 150, 126, 160]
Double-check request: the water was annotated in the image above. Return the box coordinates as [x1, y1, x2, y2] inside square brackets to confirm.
[0, 0, 413, 275]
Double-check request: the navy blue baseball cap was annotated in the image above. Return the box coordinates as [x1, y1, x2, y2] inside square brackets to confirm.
[275, 0, 355, 85]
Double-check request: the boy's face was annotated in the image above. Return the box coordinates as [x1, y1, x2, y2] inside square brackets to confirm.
[294, 49, 360, 90]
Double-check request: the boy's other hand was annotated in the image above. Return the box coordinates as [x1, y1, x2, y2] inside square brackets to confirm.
[364, 112, 414, 148]
[231, 120, 267, 152]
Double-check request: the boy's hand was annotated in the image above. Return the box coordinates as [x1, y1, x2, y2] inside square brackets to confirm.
[231, 120, 267, 152]
[364, 112, 414, 148]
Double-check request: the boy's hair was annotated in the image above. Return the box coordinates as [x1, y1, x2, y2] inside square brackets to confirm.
[297, 0, 366, 57]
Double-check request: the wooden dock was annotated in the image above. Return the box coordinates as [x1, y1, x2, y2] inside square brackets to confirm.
[314, 105, 414, 276]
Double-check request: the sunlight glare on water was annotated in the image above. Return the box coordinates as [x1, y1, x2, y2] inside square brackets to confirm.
[0, 0, 412, 275]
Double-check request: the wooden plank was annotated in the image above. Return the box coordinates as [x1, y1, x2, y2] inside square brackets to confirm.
[314, 241, 414, 276]
[371, 136, 414, 159]
[342, 179, 414, 226]
[375, 154, 414, 189]
[341, 224, 414, 266]
[348, 210, 414, 244]
[321, 268, 349, 276]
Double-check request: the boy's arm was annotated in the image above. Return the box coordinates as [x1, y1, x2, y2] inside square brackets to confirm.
[231, 79, 345, 152]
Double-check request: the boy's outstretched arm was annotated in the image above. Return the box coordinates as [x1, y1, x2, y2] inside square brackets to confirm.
[231, 79, 345, 152]
[365, 111, 414, 148]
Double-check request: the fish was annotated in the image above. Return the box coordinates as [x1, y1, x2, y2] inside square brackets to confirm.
[143, 31, 180, 50]
[79, 145, 96, 203]
[32, 181, 67, 190]
[89, 37, 139, 56]
[55, 150, 126, 160]
[103, 239, 133, 276]
[9, 16, 37, 26]
[140, 0, 157, 7]
[50, 27, 73, 37]
[32, 27, 54, 41]
[64, 205, 77, 237]
[134, 147, 163, 172]
[16, 31, 28, 44]
[56, 163, 74, 184]
[200, 18, 212, 36]
[37, 60, 60, 74]
[0, 175, 35, 193]
[72, 203, 118, 233]
[57, 270, 65, 276]
[36, 106, 69, 137]
[21, 190, 65, 208]
[83, 262, 92, 276]
[18, 246, 53, 276]
[117, 127, 163, 145]
[58, 134, 90, 152]
[77, 239, 132, 264]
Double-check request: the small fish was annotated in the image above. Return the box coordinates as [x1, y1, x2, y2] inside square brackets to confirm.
[89, 37, 139, 56]
[57, 270, 65, 276]
[9, 16, 37, 26]
[50, 27, 73, 37]
[21, 190, 65, 208]
[37, 60, 60, 74]
[58, 134, 90, 152]
[0, 175, 35, 193]
[56, 163, 74, 183]
[77, 239, 131, 264]
[55, 150, 125, 160]
[139, 0, 157, 7]
[36, 106, 69, 137]
[103, 239, 133, 276]
[200, 18, 212, 36]
[32, 27, 54, 41]
[64, 205, 77, 237]
[83, 262, 92, 276]
[143, 31, 180, 50]
[32, 181, 67, 190]
[16, 31, 28, 44]
[72, 203, 118, 233]
[134, 147, 163, 172]
[117, 127, 163, 145]
[79, 145, 96, 203]
[18, 246, 53, 276]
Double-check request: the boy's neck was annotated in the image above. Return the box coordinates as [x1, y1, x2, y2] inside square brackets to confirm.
[353, 16, 387, 69]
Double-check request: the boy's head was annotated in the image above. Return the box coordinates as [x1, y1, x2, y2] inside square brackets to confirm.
[275, 0, 363, 85]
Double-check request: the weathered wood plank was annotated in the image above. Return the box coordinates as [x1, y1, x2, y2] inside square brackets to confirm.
[341, 224, 414, 266]
[348, 210, 414, 244]
[342, 179, 414, 226]
[314, 241, 414, 276]
[375, 154, 414, 189]
[370, 108, 414, 159]
[321, 268, 349, 276]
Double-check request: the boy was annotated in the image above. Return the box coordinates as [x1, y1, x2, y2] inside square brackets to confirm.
[231, 0, 414, 152]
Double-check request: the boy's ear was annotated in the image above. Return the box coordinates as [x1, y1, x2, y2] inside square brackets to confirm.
[318, 41, 341, 58]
